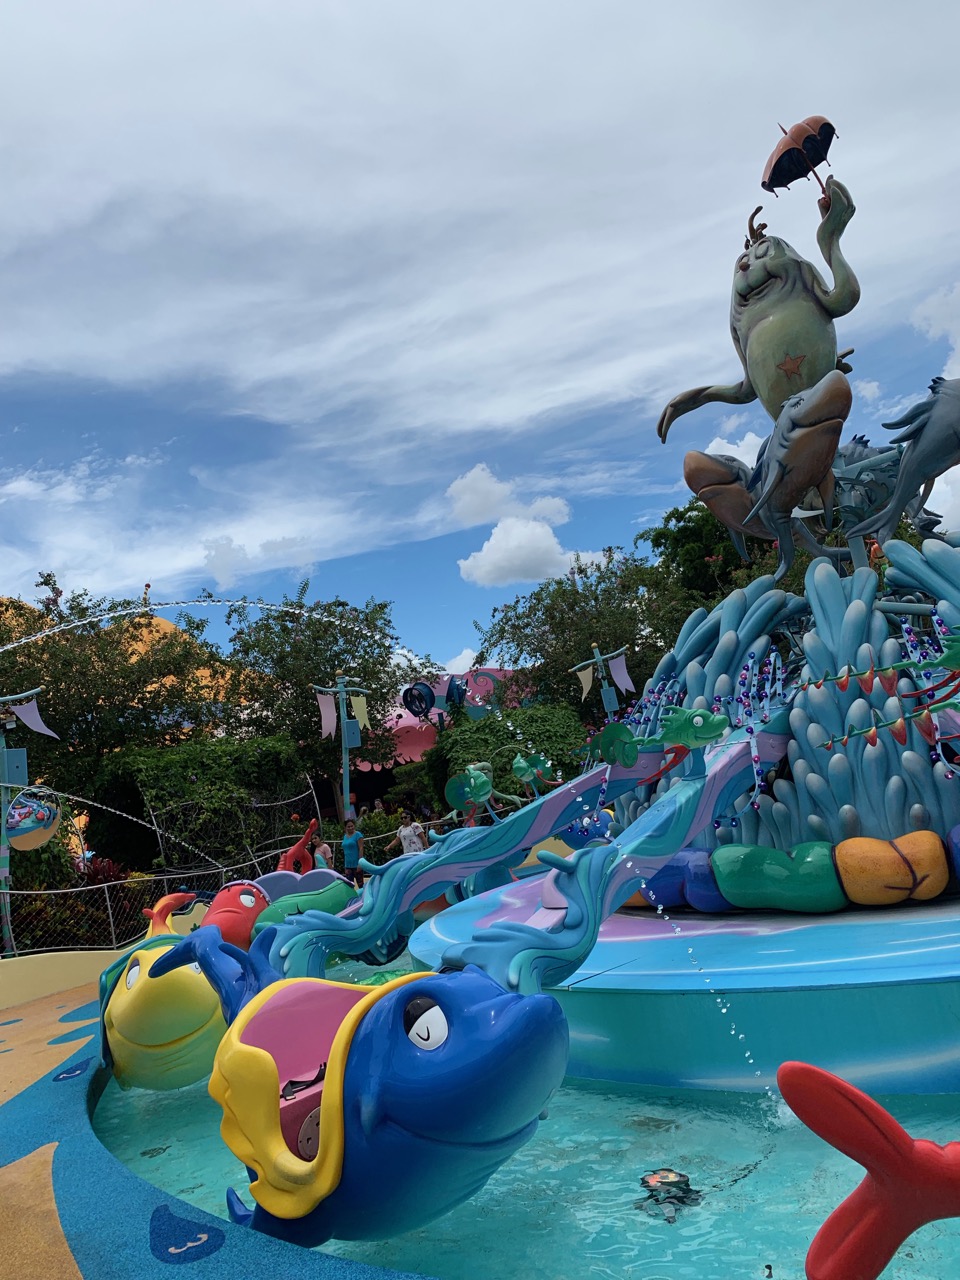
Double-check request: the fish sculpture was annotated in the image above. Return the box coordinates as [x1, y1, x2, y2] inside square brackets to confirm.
[778, 1060, 960, 1280]
[684, 368, 852, 580]
[202, 880, 271, 948]
[99, 894, 226, 1090]
[848, 376, 960, 545]
[150, 928, 569, 1246]
[657, 177, 859, 441]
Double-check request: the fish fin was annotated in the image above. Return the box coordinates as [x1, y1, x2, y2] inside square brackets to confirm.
[728, 528, 750, 561]
[743, 463, 784, 523]
[817, 469, 836, 532]
[226, 1187, 254, 1227]
[778, 1061, 960, 1280]
[745, 438, 769, 492]
[887, 417, 929, 445]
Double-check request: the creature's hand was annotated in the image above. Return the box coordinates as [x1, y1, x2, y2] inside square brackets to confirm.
[657, 390, 705, 443]
[817, 176, 856, 237]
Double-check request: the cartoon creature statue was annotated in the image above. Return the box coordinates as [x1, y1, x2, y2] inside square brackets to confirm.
[848, 376, 960, 544]
[779, 1060, 960, 1280]
[99, 894, 226, 1090]
[657, 177, 859, 441]
[150, 928, 569, 1247]
[277, 818, 319, 875]
[683, 368, 852, 579]
[202, 881, 272, 948]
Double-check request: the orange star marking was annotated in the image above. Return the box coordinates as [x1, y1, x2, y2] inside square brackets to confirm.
[777, 352, 806, 378]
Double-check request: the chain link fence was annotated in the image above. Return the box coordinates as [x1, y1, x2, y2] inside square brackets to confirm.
[2, 818, 454, 956]
[2, 852, 281, 955]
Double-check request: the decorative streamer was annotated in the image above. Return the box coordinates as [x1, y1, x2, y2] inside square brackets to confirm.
[10, 699, 59, 738]
[576, 668, 593, 701]
[315, 693, 337, 740]
[350, 694, 370, 730]
[608, 653, 635, 694]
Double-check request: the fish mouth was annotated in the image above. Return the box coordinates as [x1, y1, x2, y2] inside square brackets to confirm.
[796, 415, 844, 435]
[110, 1004, 223, 1052]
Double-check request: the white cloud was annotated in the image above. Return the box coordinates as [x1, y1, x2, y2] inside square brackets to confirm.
[447, 462, 602, 587]
[443, 646, 477, 673]
[854, 379, 881, 403]
[914, 284, 960, 378]
[444, 462, 570, 528]
[717, 411, 749, 438]
[702, 430, 767, 469]
[930, 472, 960, 532]
[1, 4, 959, 457]
[3, 3, 960, 617]
[457, 516, 599, 587]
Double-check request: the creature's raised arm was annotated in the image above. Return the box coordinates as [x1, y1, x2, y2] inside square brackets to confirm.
[814, 177, 860, 319]
[656, 376, 757, 443]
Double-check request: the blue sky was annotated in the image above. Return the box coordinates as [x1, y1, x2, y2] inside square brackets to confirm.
[2, 3, 960, 672]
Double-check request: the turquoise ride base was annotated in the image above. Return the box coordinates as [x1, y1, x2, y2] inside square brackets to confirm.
[411, 887, 960, 1094]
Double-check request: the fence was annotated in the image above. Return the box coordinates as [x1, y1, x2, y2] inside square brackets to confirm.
[1, 819, 454, 956]
[2, 851, 280, 956]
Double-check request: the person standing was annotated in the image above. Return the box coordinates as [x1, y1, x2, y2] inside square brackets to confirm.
[309, 832, 334, 870]
[340, 818, 365, 888]
[386, 811, 429, 856]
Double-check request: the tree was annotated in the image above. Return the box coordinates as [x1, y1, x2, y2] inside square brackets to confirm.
[0, 573, 227, 802]
[472, 548, 704, 722]
[640, 500, 749, 598]
[424, 703, 587, 804]
[218, 581, 438, 817]
[93, 734, 310, 869]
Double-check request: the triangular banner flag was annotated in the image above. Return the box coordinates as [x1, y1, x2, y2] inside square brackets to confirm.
[315, 693, 337, 739]
[576, 668, 593, 701]
[608, 654, 635, 694]
[11, 700, 59, 739]
[350, 694, 370, 730]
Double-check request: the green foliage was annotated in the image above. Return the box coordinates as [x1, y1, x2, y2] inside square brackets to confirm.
[640, 500, 749, 598]
[94, 734, 307, 868]
[473, 548, 703, 723]
[218, 581, 438, 817]
[383, 760, 442, 815]
[0, 573, 226, 800]
[424, 703, 585, 801]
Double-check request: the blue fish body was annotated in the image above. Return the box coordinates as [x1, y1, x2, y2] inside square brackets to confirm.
[221, 965, 568, 1246]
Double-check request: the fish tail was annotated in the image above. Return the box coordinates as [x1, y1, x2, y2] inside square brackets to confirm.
[142, 891, 196, 936]
[805, 1184, 921, 1280]
[779, 1062, 960, 1280]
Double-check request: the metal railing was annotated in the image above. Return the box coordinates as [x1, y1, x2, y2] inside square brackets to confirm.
[2, 852, 279, 956]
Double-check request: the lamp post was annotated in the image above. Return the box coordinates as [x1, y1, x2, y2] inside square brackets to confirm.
[0, 685, 42, 955]
[569, 643, 629, 719]
[310, 671, 370, 822]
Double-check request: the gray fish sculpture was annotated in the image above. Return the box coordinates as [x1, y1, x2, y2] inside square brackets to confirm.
[657, 177, 859, 442]
[848, 377, 960, 545]
[684, 368, 852, 580]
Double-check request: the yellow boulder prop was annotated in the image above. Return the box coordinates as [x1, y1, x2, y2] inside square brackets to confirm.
[834, 831, 949, 906]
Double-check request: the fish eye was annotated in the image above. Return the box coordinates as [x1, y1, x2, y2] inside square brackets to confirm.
[239, 891, 257, 908]
[190, 962, 203, 975]
[403, 996, 448, 1050]
[692, 714, 704, 728]
[125, 960, 140, 989]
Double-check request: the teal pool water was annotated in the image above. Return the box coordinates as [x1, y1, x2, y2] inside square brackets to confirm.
[93, 1067, 960, 1280]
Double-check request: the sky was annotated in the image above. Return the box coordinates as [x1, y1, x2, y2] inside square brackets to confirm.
[2, 2, 960, 674]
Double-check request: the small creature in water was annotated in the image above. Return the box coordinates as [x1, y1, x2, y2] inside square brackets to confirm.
[634, 1168, 703, 1223]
